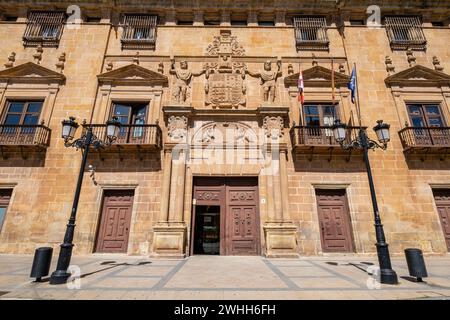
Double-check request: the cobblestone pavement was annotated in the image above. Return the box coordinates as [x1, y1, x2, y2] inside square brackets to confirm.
[0, 254, 449, 300]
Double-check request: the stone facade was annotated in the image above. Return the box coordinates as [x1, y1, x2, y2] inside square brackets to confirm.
[0, 0, 449, 257]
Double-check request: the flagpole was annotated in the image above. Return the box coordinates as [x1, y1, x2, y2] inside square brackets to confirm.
[331, 59, 335, 105]
[354, 62, 362, 127]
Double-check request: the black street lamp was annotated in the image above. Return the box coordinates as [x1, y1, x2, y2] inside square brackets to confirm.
[49, 116, 120, 285]
[331, 119, 398, 285]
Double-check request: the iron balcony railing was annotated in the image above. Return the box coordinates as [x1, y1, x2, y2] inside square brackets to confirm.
[86, 124, 162, 149]
[23, 11, 65, 47]
[290, 126, 362, 149]
[399, 127, 450, 150]
[293, 16, 329, 51]
[121, 14, 157, 50]
[0, 124, 51, 147]
[385, 16, 427, 50]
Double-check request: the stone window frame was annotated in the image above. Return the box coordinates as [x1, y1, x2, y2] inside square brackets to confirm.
[287, 88, 352, 128]
[391, 91, 450, 130]
[23, 10, 66, 48]
[93, 85, 163, 126]
[0, 84, 60, 128]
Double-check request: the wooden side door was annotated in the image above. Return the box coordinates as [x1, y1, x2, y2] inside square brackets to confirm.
[433, 189, 450, 251]
[95, 190, 134, 253]
[316, 189, 354, 253]
[225, 179, 260, 255]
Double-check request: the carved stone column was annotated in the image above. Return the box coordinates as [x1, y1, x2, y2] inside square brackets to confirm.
[158, 149, 172, 223]
[261, 113, 299, 258]
[152, 112, 190, 258]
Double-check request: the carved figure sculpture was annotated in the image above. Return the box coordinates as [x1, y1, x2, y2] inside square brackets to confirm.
[246, 60, 282, 103]
[170, 59, 204, 103]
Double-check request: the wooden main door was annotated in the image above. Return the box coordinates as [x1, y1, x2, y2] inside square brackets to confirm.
[95, 190, 134, 253]
[192, 177, 260, 256]
[316, 189, 355, 253]
[433, 189, 450, 251]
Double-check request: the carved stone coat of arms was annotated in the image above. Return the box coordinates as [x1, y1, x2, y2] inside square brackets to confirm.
[204, 30, 246, 109]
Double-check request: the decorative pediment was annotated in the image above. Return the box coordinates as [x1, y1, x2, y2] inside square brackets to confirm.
[385, 65, 450, 87]
[97, 64, 168, 86]
[284, 65, 350, 88]
[0, 62, 66, 84]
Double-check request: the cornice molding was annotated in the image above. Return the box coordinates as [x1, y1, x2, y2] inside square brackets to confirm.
[0, 62, 66, 84]
[284, 65, 350, 88]
[384, 65, 450, 88]
[97, 64, 168, 86]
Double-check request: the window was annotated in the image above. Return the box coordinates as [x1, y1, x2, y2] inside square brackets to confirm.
[111, 102, 148, 142]
[385, 16, 427, 50]
[350, 19, 365, 26]
[2, 101, 43, 126]
[432, 21, 445, 27]
[23, 11, 65, 47]
[177, 20, 194, 25]
[258, 20, 274, 26]
[0, 189, 12, 233]
[231, 20, 247, 26]
[121, 14, 157, 50]
[304, 104, 337, 137]
[1, 101, 43, 136]
[304, 104, 336, 127]
[407, 104, 445, 127]
[293, 16, 329, 51]
[204, 20, 220, 26]
[86, 17, 101, 23]
[4, 15, 18, 22]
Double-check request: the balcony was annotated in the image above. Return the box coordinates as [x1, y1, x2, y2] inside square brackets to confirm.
[290, 126, 363, 160]
[399, 127, 450, 156]
[86, 124, 162, 159]
[0, 124, 51, 159]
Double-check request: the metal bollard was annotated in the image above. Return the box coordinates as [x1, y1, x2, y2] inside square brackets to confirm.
[404, 248, 428, 282]
[30, 247, 53, 282]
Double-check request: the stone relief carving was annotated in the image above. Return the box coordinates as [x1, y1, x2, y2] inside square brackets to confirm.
[385, 56, 395, 75]
[204, 30, 246, 109]
[170, 59, 205, 104]
[193, 122, 257, 146]
[4, 52, 15, 68]
[263, 116, 284, 140]
[433, 56, 444, 72]
[167, 115, 188, 142]
[246, 59, 282, 103]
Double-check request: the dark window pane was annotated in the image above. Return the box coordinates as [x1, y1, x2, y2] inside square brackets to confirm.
[411, 117, 425, 127]
[425, 105, 441, 116]
[8, 102, 24, 113]
[258, 21, 274, 26]
[428, 118, 443, 127]
[23, 115, 39, 125]
[304, 105, 318, 115]
[114, 105, 131, 117]
[306, 116, 320, 126]
[27, 102, 43, 113]
[4, 114, 21, 125]
[323, 106, 335, 116]
[231, 20, 247, 26]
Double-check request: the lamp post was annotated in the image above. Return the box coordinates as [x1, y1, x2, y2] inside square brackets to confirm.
[331, 119, 398, 285]
[49, 116, 120, 285]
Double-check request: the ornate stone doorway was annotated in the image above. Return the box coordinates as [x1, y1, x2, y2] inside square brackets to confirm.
[191, 177, 260, 256]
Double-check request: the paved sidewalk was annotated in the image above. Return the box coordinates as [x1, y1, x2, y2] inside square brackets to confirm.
[0, 254, 450, 300]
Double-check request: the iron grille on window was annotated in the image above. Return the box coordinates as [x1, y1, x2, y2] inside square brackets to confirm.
[385, 16, 427, 50]
[293, 16, 329, 51]
[23, 11, 65, 47]
[121, 14, 157, 50]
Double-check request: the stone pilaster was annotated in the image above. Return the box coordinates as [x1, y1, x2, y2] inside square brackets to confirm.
[152, 107, 191, 258]
[260, 110, 298, 258]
